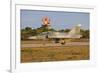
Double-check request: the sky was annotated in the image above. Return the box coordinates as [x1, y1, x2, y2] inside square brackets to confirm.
[20, 9, 90, 30]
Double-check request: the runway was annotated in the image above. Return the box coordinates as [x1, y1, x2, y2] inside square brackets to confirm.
[21, 42, 89, 48]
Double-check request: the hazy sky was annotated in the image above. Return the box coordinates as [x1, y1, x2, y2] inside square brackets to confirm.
[20, 9, 90, 30]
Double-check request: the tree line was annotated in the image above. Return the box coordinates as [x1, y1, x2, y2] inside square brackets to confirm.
[21, 27, 89, 40]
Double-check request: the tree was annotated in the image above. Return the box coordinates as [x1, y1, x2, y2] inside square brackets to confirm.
[80, 29, 89, 38]
[64, 29, 70, 32]
[21, 27, 33, 40]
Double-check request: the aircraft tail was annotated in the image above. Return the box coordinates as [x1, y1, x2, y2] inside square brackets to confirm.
[68, 24, 81, 35]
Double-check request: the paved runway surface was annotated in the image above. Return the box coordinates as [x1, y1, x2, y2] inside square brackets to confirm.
[21, 42, 89, 48]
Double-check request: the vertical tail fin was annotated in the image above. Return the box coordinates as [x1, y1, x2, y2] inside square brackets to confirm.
[68, 24, 81, 35]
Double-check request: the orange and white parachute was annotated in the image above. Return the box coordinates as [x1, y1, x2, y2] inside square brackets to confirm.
[42, 16, 50, 26]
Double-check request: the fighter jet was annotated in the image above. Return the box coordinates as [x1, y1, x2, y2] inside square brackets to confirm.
[28, 24, 82, 44]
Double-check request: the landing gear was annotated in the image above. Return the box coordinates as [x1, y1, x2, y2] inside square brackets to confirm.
[60, 39, 66, 45]
[54, 38, 66, 45]
[54, 38, 60, 43]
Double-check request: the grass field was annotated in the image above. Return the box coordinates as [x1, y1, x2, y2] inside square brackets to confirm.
[21, 45, 89, 63]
